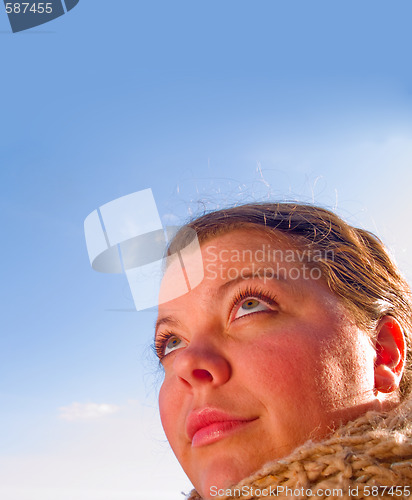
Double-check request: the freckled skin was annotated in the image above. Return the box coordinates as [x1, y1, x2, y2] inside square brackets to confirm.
[157, 230, 380, 499]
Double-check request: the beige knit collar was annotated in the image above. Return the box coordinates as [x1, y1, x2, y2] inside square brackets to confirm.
[186, 397, 412, 499]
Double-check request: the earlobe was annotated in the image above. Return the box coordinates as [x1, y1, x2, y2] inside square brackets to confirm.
[374, 317, 406, 394]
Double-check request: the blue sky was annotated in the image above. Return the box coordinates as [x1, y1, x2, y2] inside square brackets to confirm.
[1, 1, 412, 498]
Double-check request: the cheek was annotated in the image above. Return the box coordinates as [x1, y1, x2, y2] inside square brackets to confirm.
[158, 381, 176, 439]
[158, 376, 190, 440]
[159, 380, 192, 467]
[239, 333, 317, 396]
[247, 325, 376, 413]
[239, 325, 351, 411]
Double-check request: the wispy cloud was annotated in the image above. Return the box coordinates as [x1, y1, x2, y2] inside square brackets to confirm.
[161, 213, 180, 225]
[0, 402, 191, 499]
[58, 402, 120, 421]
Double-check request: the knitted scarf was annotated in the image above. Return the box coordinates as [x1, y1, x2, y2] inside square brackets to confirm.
[187, 397, 412, 500]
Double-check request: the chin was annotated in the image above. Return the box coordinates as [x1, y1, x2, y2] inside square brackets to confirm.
[192, 457, 261, 500]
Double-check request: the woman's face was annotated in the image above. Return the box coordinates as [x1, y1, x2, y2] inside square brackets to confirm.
[156, 229, 378, 499]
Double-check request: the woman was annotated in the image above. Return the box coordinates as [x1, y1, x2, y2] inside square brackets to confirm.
[154, 203, 412, 499]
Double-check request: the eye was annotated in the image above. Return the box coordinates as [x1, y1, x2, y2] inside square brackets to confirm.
[154, 329, 188, 360]
[164, 336, 186, 355]
[234, 297, 271, 319]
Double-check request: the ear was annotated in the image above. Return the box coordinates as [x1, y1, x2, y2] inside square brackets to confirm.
[374, 316, 406, 394]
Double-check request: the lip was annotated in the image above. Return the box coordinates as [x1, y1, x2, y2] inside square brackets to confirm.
[186, 408, 258, 447]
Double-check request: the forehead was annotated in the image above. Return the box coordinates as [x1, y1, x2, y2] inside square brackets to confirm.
[158, 228, 330, 311]
[200, 228, 297, 262]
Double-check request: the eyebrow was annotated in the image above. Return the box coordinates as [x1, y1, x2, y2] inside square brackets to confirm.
[216, 270, 290, 298]
[154, 316, 182, 338]
[155, 269, 296, 337]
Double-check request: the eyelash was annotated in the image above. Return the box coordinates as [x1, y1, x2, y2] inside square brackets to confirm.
[154, 329, 177, 361]
[229, 285, 278, 321]
[154, 285, 278, 360]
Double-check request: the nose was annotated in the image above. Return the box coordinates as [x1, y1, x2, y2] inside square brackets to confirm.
[173, 341, 231, 389]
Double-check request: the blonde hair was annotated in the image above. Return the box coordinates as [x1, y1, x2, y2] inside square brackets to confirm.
[169, 202, 412, 397]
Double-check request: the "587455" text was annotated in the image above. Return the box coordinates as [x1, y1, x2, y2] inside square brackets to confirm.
[5, 3, 53, 14]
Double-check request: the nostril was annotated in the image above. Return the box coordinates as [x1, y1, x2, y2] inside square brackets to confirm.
[193, 369, 213, 382]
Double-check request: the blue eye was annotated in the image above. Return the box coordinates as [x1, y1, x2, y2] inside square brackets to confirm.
[234, 298, 270, 319]
[164, 336, 186, 355]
